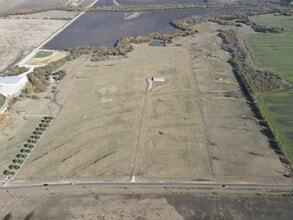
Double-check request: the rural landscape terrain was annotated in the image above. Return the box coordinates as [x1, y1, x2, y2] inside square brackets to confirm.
[0, 0, 292, 219]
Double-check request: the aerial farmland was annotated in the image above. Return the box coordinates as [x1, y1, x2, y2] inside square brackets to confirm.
[0, 0, 292, 219]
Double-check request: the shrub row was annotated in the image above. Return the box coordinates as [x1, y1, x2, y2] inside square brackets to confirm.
[218, 29, 287, 94]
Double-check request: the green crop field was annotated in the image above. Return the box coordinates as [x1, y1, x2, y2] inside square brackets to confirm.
[251, 15, 293, 30]
[33, 50, 53, 58]
[0, 94, 5, 108]
[246, 15, 293, 162]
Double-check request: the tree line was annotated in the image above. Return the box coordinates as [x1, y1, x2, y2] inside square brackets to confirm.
[218, 29, 287, 94]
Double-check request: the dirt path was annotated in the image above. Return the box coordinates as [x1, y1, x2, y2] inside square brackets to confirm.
[131, 78, 150, 180]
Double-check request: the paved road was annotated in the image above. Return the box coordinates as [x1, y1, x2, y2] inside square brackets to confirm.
[1, 182, 293, 192]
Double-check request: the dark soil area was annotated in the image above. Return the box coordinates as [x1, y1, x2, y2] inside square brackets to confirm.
[119, 0, 204, 5]
[165, 193, 293, 220]
[43, 6, 242, 50]
[1, 190, 293, 219]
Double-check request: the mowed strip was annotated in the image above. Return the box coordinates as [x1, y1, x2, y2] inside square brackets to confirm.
[14, 43, 212, 183]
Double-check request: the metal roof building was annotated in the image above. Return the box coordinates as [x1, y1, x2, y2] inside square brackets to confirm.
[0, 76, 28, 97]
[152, 76, 165, 82]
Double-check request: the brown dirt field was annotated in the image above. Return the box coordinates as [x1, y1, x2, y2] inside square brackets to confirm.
[27, 51, 68, 66]
[0, 187, 292, 219]
[0, 18, 68, 73]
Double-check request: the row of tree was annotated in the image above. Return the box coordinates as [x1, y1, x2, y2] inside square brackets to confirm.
[3, 117, 53, 177]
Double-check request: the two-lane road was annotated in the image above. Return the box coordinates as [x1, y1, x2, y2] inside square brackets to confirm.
[2, 181, 293, 192]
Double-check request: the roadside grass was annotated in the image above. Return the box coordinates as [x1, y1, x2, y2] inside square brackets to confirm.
[246, 15, 293, 162]
[0, 94, 5, 108]
[34, 51, 53, 58]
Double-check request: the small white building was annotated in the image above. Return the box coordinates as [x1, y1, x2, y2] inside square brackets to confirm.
[152, 76, 165, 82]
[0, 76, 28, 97]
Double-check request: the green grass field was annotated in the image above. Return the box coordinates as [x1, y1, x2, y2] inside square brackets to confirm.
[33, 50, 53, 58]
[251, 15, 293, 30]
[246, 15, 293, 162]
[0, 94, 5, 108]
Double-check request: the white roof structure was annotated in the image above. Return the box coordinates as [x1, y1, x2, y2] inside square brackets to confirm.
[0, 76, 28, 97]
[0, 76, 23, 84]
[152, 76, 165, 82]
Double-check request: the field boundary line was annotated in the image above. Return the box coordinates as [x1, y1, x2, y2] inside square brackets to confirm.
[187, 46, 214, 177]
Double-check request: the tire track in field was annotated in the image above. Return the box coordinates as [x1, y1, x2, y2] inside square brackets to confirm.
[130, 78, 150, 179]
[187, 42, 214, 177]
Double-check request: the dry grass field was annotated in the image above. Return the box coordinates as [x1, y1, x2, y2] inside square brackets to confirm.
[178, 23, 285, 178]
[0, 113, 40, 180]
[0, 18, 68, 73]
[10, 22, 286, 185]
[14, 42, 212, 183]
[0, 0, 68, 12]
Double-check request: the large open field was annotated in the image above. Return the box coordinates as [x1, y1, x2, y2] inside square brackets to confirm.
[43, 6, 244, 49]
[94, 0, 205, 6]
[0, 18, 68, 73]
[10, 22, 285, 185]
[1, 187, 292, 219]
[0, 0, 68, 12]
[246, 15, 293, 162]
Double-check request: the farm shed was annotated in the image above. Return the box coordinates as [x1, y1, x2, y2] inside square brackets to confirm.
[0, 76, 28, 97]
[152, 76, 165, 82]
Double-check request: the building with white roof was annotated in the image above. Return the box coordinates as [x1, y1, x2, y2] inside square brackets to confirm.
[0, 76, 28, 97]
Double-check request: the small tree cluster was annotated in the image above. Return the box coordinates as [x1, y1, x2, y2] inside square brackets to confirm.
[52, 70, 66, 81]
[5, 65, 29, 76]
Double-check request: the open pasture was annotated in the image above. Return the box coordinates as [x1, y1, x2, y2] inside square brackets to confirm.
[13, 23, 285, 185]
[15, 43, 213, 183]
[251, 14, 293, 30]
[256, 91, 293, 160]
[247, 32, 293, 82]
[246, 15, 293, 162]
